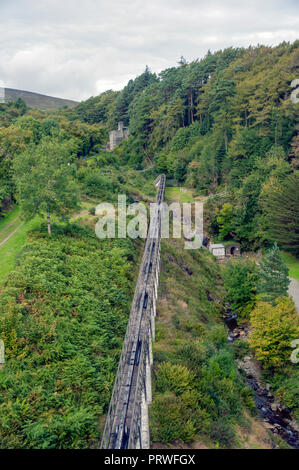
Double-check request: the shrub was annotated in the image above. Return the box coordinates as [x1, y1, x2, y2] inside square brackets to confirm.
[276, 370, 299, 419]
[224, 260, 257, 317]
[210, 419, 235, 447]
[230, 339, 250, 359]
[155, 362, 194, 395]
[249, 297, 299, 368]
[150, 393, 197, 443]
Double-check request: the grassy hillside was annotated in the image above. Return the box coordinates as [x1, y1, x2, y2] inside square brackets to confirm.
[0, 222, 137, 448]
[150, 237, 275, 449]
[0, 41, 298, 449]
[4, 88, 78, 110]
[282, 252, 299, 281]
[0, 161, 156, 448]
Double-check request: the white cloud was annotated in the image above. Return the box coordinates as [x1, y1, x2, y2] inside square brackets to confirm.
[0, 0, 298, 101]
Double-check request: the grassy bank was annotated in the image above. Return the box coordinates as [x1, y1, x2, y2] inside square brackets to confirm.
[0, 216, 42, 284]
[282, 252, 299, 281]
[0, 223, 136, 448]
[0, 206, 21, 240]
[165, 187, 194, 203]
[149, 239, 274, 448]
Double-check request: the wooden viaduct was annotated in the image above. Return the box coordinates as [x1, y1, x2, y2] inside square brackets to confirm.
[101, 175, 165, 449]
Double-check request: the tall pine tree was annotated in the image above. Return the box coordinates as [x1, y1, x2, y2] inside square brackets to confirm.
[262, 172, 299, 257]
[257, 242, 290, 303]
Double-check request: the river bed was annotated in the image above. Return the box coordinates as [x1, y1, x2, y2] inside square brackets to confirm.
[224, 311, 299, 449]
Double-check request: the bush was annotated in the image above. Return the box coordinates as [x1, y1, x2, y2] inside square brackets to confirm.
[150, 393, 197, 443]
[276, 370, 299, 420]
[224, 260, 257, 317]
[155, 362, 194, 395]
[230, 339, 250, 359]
[210, 419, 235, 447]
[206, 324, 227, 349]
[249, 297, 299, 368]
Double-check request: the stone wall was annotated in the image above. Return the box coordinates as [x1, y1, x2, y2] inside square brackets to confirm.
[109, 121, 130, 150]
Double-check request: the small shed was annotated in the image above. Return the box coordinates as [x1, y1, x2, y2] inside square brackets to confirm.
[209, 243, 225, 259]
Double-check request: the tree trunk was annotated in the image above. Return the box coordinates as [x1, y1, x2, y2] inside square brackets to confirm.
[47, 211, 51, 234]
[224, 130, 228, 152]
[189, 88, 194, 124]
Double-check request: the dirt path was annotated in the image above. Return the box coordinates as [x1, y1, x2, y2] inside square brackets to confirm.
[0, 217, 20, 235]
[289, 277, 299, 314]
[0, 222, 25, 247]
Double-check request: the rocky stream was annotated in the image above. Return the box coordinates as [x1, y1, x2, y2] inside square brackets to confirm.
[224, 311, 299, 449]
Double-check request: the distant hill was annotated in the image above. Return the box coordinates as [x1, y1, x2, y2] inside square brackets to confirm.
[4, 88, 78, 110]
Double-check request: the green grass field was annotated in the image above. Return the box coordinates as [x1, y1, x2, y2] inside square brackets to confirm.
[165, 186, 194, 203]
[0, 208, 22, 245]
[0, 206, 20, 231]
[0, 201, 99, 285]
[0, 213, 41, 284]
[282, 252, 299, 281]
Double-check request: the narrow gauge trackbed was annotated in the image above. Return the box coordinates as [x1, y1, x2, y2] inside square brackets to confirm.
[101, 174, 165, 449]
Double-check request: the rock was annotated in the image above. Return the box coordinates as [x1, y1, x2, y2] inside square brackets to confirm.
[271, 403, 279, 412]
[266, 383, 270, 392]
[232, 329, 240, 338]
[264, 421, 275, 430]
[289, 420, 299, 433]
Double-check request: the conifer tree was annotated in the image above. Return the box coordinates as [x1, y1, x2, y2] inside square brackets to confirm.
[257, 242, 290, 303]
[262, 172, 299, 256]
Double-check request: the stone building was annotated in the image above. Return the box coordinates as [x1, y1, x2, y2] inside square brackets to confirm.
[109, 121, 130, 150]
[209, 242, 240, 259]
[209, 243, 226, 259]
[224, 242, 240, 257]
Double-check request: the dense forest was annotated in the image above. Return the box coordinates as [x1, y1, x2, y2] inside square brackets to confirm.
[1, 41, 298, 253]
[0, 41, 298, 448]
[70, 41, 299, 252]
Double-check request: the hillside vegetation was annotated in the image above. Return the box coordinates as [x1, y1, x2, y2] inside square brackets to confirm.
[72, 41, 299, 252]
[4, 88, 78, 110]
[0, 41, 298, 449]
[0, 224, 136, 448]
[150, 238, 278, 448]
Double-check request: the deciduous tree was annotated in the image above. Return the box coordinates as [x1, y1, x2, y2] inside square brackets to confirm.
[13, 137, 79, 233]
[250, 297, 299, 368]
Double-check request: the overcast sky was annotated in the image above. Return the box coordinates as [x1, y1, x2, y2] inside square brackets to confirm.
[0, 0, 298, 101]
